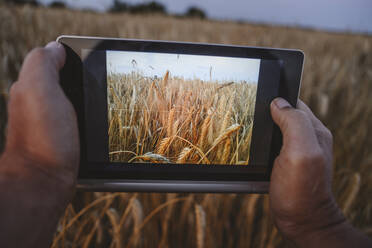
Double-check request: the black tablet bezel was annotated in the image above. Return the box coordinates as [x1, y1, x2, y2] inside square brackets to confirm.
[58, 36, 304, 182]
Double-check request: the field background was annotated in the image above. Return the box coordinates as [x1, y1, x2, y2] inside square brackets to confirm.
[0, 4, 372, 248]
[108, 71, 257, 165]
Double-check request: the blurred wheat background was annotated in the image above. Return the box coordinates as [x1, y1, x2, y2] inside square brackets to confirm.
[0, 4, 372, 248]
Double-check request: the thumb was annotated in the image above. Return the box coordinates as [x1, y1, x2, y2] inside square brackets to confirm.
[18, 41, 66, 84]
[44, 41, 66, 69]
[270, 98, 319, 153]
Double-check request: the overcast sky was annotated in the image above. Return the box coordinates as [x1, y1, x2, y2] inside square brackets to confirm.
[39, 0, 372, 33]
[107, 51, 260, 83]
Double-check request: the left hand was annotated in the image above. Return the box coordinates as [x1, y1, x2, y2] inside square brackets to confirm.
[0, 41, 79, 248]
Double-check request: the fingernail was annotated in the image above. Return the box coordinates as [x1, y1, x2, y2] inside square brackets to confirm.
[45, 41, 66, 67]
[45, 41, 62, 49]
[273, 98, 292, 109]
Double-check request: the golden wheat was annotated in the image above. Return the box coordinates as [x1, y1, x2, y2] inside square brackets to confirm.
[195, 204, 206, 248]
[197, 112, 213, 150]
[108, 69, 256, 166]
[156, 137, 172, 156]
[177, 147, 193, 164]
[0, 4, 371, 248]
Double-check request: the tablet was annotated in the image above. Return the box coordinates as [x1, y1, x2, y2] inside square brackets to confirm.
[58, 35, 304, 193]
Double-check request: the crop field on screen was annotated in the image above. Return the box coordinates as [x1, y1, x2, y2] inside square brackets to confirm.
[107, 52, 259, 165]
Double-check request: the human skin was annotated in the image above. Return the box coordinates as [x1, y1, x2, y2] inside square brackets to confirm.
[0, 42, 79, 247]
[270, 98, 372, 247]
[0, 42, 371, 247]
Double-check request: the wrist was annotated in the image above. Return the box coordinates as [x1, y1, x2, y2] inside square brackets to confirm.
[0, 149, 74, 247]
[285, 199, 348, 247]
[0, 148, 75, 212]
[291, 214, 347, 248]
[276, 195, 347, 247]
[291, 217, 372, 248]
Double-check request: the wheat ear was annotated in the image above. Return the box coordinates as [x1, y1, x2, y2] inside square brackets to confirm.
[198, 124, 241, 163]
[162, 70, 169, 89]
[167, 108, 176, 136]
[213, 124, 241, 146]
[221, 138, 231, 164]
[198, 113, 212, 149]
[157, 137, 172, 155]
[177, 147, 193, 164]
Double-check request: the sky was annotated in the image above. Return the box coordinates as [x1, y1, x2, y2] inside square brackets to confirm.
[107, 51, 261, 83]
[39, 0, 372, 34]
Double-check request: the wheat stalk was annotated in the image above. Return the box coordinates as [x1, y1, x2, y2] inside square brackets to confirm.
[109, 86, 124, 110]
[342, 173, 361, 215]
[177, 147, 193, 163]
[213, 124, 241, 147]
[217, 81, 234, 90]
[219, 104, 232, 136]
[173, 135, 211, 164]
[159, 193, 177, 247]
[195, 204, 206, 248]
[197, 112, 213, 149]
[126, 197, 189, 248]
[157, 137, 172, 155]
[3, 5, 372, 248]
[162, 70, 169, 89]
[245, 195, 260, 245]
[167, 107, 176, 136]
[221, 138, 231, 164]
[131, 198, 144, 247]
[198, 124, 241, 164]
[172, 119, 180, 137]
[106, 208, 122, 248]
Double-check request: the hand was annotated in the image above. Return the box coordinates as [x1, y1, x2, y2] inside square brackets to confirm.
[0, 42, 79, 247]
[269, 98, 372, 247]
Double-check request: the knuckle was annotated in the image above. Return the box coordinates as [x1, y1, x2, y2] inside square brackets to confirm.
[311, 149, 326, 165]
[278, 108, 303, 124]
[323, 127, 333, 142]
[8, 82, 25, 112]
[281, 109, 309, 128]
[282, 109, 308, 125]
[286, 153, 307, 166]
[316, 127, 333, 144]
[9, 81, 24, 99]
[9, 81, 36, 109]
[292, 109, 308, 120]
[285, 148, 326, 167]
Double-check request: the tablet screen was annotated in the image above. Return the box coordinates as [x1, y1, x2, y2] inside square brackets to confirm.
[106, 50, 260, 165]
[81, 48, 280, 169]
[58, 37, 304, 181]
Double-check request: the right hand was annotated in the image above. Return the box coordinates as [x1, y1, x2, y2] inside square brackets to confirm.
[269, 98, 346, 246]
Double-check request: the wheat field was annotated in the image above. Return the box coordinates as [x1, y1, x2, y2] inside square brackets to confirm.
[0, 4, 372, 248]
[108, 70, 257, 165]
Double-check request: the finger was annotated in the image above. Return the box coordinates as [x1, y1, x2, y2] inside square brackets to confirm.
[45, 41, 66, 69]
[296, 99, 333, 144]
[18, 42, 66, 84]
[296, 99, 333, 163]
[297, 100, 326, 131]
[270, 97, 320, 153]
